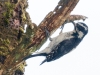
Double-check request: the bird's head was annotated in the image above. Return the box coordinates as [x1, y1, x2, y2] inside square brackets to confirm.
[75, 22, 88, 35]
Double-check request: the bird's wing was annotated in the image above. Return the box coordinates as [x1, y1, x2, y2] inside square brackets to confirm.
[46, 37, 80, 62]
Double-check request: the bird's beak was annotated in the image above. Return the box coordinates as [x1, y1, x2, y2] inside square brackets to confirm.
[71, 21, 76, 30]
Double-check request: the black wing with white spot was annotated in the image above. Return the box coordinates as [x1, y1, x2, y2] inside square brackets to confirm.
[46, 37, 81, 62]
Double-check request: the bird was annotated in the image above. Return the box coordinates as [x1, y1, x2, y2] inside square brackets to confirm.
[23, 21, 88, 65]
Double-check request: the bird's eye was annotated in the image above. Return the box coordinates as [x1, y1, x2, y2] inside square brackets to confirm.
[77, 25, 85, 31]
[77, 22, 87, 30]
[76, 22, 88, 34]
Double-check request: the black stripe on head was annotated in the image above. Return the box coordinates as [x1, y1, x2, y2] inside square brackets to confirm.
[76, 22, 88, 34]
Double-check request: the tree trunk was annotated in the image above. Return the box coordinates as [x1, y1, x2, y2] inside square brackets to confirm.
[0, 0, 87, 75]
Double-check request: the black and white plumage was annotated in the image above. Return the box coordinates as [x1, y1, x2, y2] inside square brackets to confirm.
[23, 21, 88, 65]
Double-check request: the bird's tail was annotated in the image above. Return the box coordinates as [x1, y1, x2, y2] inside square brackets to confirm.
[40, 59, 47, 65]
[22, 53, 47, 61]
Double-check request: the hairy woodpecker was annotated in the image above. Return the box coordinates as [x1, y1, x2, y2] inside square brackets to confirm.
[23, 21, 88, 65]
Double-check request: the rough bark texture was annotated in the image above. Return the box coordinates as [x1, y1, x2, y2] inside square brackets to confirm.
[0, 0, 87, 75]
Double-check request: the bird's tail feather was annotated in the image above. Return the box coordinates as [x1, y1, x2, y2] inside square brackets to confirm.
[23, 53, 47, 60]
[40, 59, 47, 65]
